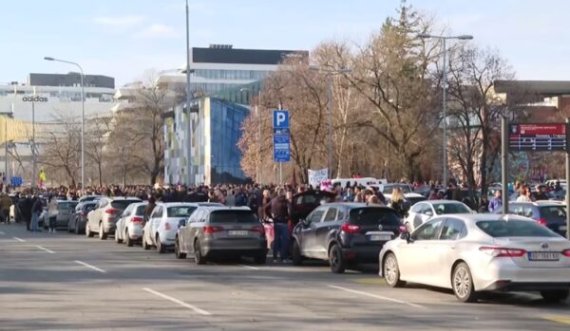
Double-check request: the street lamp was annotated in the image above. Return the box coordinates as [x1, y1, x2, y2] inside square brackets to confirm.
[417, 33, 474, 186]
[309, 66, 352, 178]
[44, 56, 85, 190]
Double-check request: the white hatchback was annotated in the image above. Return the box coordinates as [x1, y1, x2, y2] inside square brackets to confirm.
[404, 200, 473, 232]
[379, 214, 570, 302]
[115, 202, 148, 247]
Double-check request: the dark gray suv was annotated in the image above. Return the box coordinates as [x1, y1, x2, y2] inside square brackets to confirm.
[291, 203, 402, 273]
[175, 206, 268, 264]
[507, 201, 568, 238]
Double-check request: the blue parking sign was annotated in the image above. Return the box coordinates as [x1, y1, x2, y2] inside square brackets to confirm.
[273, 110, 289, 129]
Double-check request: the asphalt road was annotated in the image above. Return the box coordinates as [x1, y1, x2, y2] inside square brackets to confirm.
[0, 223, 569, 331]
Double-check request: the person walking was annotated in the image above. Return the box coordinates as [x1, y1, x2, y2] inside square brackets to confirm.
[0, 193, 11, 224]
[31, 195, 43, 232]
[270, 188, 290, 263]
[488, 190, 503, 213]
[389, 187, 408, 219]
[47, 195, 58, 233]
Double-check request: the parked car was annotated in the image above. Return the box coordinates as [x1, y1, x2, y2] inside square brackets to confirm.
[382, 183, 426, 206]
[175, 206, 267, 264]
[86, 197, 142, 240]
[379, 214, 570, 303]
[291, 203, 402, 273]
[78, 195, 102, 203]
[68, 201, 98, 234]
[115, 202, 148, 246]
[141, 202, 206, 253]
[504, 201, 568, 238]
[40, 200, 78, 230]
[404, 200, 473, 232]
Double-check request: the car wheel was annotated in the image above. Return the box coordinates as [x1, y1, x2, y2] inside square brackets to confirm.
[115, 229, 123, 244]
[156, 235, 166, 254]
[142, 234, 151, 250]
[125, 229, 134, 247]
[383, 253, 405, 288]
[452, 262, 478, 303]
[175, 237, 186, 259]
[292, 240, 303, 266]
[99, 223, 107, 240]
[254, 253, 267, 265]
[85, 224, 94, 238]
[540, 290, 569, 303]
[194, 240, 206, 265]
[329, 244, 346, 274]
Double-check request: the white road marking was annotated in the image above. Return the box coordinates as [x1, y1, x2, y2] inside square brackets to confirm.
[74, 260, 106, 273]
[13, 237, 25, 242]
[35, 245, 55, 254]
[239, 264, 260, 270]
[143, 287, 212, 316]
[328, 285, 427, 309]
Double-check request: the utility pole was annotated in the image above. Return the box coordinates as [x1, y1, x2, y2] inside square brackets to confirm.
[185, 0, 193, 186]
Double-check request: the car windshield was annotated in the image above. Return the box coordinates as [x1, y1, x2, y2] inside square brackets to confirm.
[58, 202, 78, 210]
[349, 207, 401, 226]
[433, 203, 471, 215]
[210, 210, 257, 224]
[476, 220, 559, 238]
[135, 205, 147, 216]
[167, 206, 197, 218]
[383, 185, 412, 194]
[538, 206, 566, 223]
[111, 200, 141, 210]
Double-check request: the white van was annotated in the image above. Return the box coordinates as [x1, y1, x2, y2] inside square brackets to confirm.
[331, 177, 387, 189]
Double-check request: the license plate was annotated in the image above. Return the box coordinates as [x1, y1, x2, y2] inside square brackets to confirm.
[528, 251, 560, 261]
[367, 231, 392, 241]
[229, 230, 248, 236]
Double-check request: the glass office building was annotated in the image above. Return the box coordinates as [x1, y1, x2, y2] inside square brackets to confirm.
[164, 97, 250, 185]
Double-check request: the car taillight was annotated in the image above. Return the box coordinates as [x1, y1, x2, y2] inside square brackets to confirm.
[479, 246, 527, 257]
[537, 218, 547, 226]
[105, 209, 117, 215]
[204, 225, 224, 234]
[164, 222, 171, 231]
[341, 223, 361, 234]
[250, 225, 265, 235]
[562, 249, 570, 257]
[131, 216, 143, 224]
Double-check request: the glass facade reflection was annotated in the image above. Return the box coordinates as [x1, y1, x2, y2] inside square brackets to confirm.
[164, 97, 250, 185]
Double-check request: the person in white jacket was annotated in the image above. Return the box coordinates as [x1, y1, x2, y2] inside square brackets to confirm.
[516, 186, 533, 203]
[47, 196, 58, 233]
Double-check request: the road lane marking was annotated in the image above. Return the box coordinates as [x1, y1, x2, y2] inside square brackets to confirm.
[74, 260, 106, 273]
[143, 288, 212, 316]
[328, 285, 427, 309]
[13, 237, 25, 242]
[35, 245, 55, 254]
[239, 264, 260, 270]
[544, 315, 570, 325]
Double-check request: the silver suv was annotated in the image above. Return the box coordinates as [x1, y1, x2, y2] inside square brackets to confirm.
[86, 197, 142, 240]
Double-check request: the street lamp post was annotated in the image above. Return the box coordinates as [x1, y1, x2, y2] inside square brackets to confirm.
[309, 66, 351, 179]
[44, 56, 85, 190]
[417, 34, 473, 187]
[185, 0, 193, 187]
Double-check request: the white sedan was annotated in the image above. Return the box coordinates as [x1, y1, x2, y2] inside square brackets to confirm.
[404, 200, 473, 232]
[379, 214, 570, 302]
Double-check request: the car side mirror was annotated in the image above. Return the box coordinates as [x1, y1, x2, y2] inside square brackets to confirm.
[178, 219, 187, 229]
[301, 219, 309, 227]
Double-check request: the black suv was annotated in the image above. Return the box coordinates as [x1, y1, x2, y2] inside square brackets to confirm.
[291, 203, 402, 273]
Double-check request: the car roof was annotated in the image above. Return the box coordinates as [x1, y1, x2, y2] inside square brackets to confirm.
[320, 202, 394, 210]
[109, 197, 141, 201]
[157, 202, 210, 207]
[432, 213, 535, 223]
[198, 206, 252, 211]
[510, 200, 564, 207]
[422, 200, 466, 205]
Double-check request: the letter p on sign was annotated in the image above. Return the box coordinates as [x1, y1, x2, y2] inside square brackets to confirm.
[273, 110, 289, 129]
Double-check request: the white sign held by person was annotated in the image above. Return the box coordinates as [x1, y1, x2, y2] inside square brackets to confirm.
[308, 168, 329, 188]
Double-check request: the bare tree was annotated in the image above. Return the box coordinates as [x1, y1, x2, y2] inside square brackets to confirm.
[85, 115, 112, 186]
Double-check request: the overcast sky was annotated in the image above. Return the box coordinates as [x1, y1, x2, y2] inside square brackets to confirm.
[1, 0, 569, 86]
